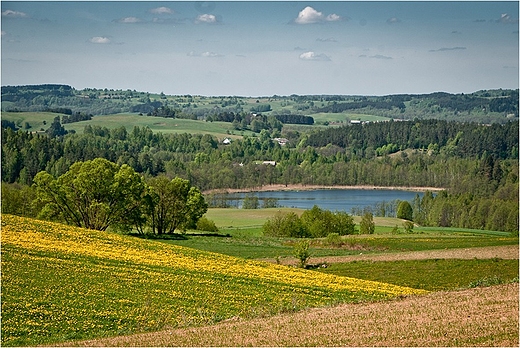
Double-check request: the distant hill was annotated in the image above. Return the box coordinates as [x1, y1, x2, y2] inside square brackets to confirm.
[1, 84, 518, 123]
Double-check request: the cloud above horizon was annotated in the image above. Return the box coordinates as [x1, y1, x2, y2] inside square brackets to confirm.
[89, 36, 111, 44]
[2, 9, 28, 18]
[299, 51, 331, 61]
[429, 47, 467, 52]
[195, 13, 217, 24]
[188, 51, 223, 58]
[294, 7, 342, 24]
[150, 7, 173, 15]
[116, 16, 142, 23]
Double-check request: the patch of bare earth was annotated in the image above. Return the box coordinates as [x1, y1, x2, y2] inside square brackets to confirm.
[262, 245, 519, 266]
[70, 283, 518, 347]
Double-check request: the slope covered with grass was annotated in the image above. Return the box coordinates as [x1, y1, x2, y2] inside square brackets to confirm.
[1, 215, 427, 346]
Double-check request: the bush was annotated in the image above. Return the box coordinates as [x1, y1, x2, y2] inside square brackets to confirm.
[359, 212, 375, 234]
[293, 240, 311, 268]
[403, 220, 414, 233]
[397, 201, 413, 221]
[196, 216, 219, 232]
[325, 233, 343, 247]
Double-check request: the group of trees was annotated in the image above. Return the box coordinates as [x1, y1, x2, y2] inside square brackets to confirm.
[263, 205, 356, 238]
[30, 158, 207, 234]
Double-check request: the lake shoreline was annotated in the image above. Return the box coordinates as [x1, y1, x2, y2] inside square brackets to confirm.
[204, 184, 444, 194]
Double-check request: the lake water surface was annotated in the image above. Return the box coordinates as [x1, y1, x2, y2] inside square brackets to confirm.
[227, 189, 424, 213]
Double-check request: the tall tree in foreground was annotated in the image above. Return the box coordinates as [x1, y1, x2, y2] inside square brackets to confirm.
[33, 158, 146, 231]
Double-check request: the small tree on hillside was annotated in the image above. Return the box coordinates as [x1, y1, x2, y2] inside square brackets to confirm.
[397, 201, 414, 221]
[359, 212, 375, 234]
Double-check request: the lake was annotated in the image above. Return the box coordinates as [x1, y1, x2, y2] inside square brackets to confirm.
[223, 189, 425, 213]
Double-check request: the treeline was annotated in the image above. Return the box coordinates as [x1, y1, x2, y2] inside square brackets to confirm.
[274, 114, 314, 125]
[304, 120, 518, 160]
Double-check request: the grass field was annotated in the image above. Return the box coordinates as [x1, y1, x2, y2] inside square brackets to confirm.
[1, 214, 427, 346]
[2, 210, 518, 346]
[1, 112, 62, 132]
[1, 112, 254, 139]
[157, 208, 519, 260]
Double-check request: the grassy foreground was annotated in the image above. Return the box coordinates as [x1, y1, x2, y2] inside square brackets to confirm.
[1, 215, 426, 346]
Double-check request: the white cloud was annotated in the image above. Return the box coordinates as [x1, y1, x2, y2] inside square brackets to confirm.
[150, 7, 173, 15]
[299, 51, 331, 61]
[387, 17, 401, 24]
[89, 36, 111, 44]
[1, 31, 6, 37]
[188, 51, 223, 57]
[294, 7, 342, 24]
[326, 14, 342, 22]
[295, 6, 323, 24]
[117, 17, 142, 23]
[2, 10, 28, 18]
[316, 37, 337, 43]
[429, 47, 466, 52]
[196, 14, 217, 23]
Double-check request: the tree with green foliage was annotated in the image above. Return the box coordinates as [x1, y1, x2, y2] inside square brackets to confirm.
[397, 201, 414, 221]
[293, 240, 311, 268]
[359, 212, 375, 234]
[145, 176, 207, 234]
[33, 158, 146, 231]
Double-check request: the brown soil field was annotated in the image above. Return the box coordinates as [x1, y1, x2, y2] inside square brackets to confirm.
[70, 283, 519, 347]
[262, 244, 520, 266]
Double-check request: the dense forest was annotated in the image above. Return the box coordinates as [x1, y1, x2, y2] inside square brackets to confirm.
[1, 85, 518, 233]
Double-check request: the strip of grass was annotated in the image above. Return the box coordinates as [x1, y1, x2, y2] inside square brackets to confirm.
[318, 259, 519, 291]
[158, 227, 518, 260]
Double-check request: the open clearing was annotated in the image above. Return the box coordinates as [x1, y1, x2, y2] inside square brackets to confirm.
[69, 283, 519, 347]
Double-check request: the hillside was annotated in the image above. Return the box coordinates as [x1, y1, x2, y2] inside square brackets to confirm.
[2, 85, 518, 125]
[1, 214, 426, 346]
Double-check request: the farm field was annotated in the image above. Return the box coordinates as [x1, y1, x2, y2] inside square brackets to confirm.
[1, 111, 253, 139]
[1, 209, 518, 346]
[1, 214, 427, 347]
[64, 283, 519, 347]
[158, 208, 518, 260]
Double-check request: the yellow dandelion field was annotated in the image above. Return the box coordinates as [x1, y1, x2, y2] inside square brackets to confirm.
[1, 214, 427, 346]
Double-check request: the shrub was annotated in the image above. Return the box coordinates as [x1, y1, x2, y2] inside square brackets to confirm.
[293, 240, 311, 268]
[403, 220, 414, 233]
[196, 216, 219, 232]
[326, 233, 343, 247]
[359, 212, 375, 234]
[397, 201, 413, 221]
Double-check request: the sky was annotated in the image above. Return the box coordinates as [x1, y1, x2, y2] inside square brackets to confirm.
[1, 1, 519, 96]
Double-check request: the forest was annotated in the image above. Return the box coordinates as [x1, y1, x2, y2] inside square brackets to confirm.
[1, 85, 519, 233]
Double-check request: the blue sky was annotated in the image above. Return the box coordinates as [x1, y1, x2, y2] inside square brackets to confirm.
[1, 1, 518, 96]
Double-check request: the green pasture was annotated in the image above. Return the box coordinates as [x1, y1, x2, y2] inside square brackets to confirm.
[309, 112, 391, 124]
[156, 208, 519, 260]
[63, 114, 253, 139]
[1, 112, 61, 132]
[318, 259, 519, 291]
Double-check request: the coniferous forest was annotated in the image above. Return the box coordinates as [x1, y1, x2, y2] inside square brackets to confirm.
[2, 85, 518, 233]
